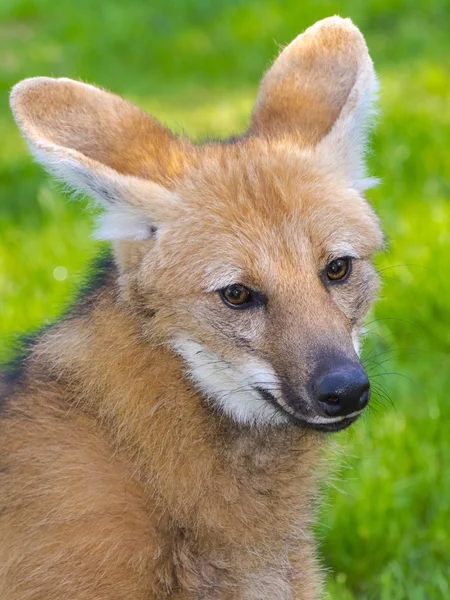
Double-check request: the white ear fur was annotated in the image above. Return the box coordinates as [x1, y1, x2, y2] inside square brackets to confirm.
[315, 53, 379, 192]
[30, 144, 178, 241]
[93, 208, 152, 241]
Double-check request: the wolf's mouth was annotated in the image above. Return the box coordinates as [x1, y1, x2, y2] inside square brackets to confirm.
[254, 387, 363, 433]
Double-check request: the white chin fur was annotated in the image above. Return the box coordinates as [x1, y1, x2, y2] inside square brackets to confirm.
[303, 410, 363, 425]
[171, 337, 289, 427]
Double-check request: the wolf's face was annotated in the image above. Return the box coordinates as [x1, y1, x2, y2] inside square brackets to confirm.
[145, 143, 383, 431]
[10, 17, 384, 431]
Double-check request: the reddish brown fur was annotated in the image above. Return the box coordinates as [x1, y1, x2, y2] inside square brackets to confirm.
[251, 18, 364, 144]
[1, 17, 383, 599]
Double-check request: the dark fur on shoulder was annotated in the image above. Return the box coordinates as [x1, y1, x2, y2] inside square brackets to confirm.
[1, 250, 115, 393]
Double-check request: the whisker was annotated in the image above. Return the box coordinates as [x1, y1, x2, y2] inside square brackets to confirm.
[370, 384, 395, 410]
[370, 371, 413, 384]
[377, 263, 424, 274]
[362, 338, 397, 363]
[363, 316, 416, 328]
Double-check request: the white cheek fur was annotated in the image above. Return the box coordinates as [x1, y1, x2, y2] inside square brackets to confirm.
[170, 337, 288, 427]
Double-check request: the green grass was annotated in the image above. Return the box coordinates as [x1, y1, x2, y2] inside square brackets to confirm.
[1, 1, 449, 597]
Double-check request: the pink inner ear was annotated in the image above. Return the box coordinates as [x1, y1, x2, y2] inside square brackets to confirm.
[249, 17, 371, 146]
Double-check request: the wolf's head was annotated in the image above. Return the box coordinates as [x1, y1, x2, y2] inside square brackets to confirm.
[10, 17, 384, 432]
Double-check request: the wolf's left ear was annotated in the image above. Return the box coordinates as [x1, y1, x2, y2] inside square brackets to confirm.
[250, 17, 378, 191]
[10, 78, 193, 240]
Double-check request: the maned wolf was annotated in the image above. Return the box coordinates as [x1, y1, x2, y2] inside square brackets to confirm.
[1, 16, 383, 600]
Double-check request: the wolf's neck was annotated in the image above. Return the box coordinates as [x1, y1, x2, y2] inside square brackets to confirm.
[32, 276, 322, 548]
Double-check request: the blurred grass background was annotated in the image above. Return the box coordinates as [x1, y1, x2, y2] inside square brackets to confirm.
[0, 1, 449, 598]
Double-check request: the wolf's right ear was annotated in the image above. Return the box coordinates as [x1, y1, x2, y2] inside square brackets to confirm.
[250, 17, 378, 191]
[10, 78, 193, 240]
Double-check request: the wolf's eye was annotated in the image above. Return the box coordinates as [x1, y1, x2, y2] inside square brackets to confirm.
[326, 257, 351, 281]
[220, 284, 252, 308]
[218, 284, 267, 309]
[219, 283, 270, 310]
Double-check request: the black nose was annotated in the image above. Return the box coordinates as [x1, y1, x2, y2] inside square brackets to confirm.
[314, 365, 370, 418]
